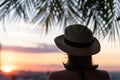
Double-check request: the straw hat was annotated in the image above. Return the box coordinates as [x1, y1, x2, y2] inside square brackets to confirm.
[54, 24, 100, 56]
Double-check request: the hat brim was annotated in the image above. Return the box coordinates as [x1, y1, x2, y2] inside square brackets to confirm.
[55, 35, 100, 56]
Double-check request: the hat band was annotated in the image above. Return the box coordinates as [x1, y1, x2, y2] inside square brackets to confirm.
[64, 38, 94, 48]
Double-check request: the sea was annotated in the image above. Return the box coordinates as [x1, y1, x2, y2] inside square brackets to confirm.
[109, 72, 120, 80]
[0, 71, 120, 80]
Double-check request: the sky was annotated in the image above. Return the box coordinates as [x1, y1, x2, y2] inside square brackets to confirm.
[0, 22, 120, 72]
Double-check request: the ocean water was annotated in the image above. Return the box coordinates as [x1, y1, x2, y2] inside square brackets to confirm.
[0, 71, 120, 80]
[109, 72, 120, 80]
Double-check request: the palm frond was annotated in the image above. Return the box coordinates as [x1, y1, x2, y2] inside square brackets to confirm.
[0, 0, 120, 42]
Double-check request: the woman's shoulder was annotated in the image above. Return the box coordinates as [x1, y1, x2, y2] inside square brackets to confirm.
[48, 70, 70, 77]
[48, 70, 77, 80]
[92, 69, 110, 80]
[48, 70, 66, 80]
[94, 69, 109, 75]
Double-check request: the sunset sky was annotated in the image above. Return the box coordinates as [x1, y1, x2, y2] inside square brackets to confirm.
[0, 22, 120, 72]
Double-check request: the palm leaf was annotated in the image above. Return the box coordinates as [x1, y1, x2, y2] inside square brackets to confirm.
[0, 0, 120, 42]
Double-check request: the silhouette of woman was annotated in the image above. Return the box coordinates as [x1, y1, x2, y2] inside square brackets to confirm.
[48, 24, 110, 80]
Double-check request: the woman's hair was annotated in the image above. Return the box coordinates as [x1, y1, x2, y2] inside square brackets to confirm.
[63, 54, 98, 71]
[63, 54, 98, 80]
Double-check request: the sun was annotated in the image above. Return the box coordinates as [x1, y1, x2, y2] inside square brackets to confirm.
[2, 66, 13, 73]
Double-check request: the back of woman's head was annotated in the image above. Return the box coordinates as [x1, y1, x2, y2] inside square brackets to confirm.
[63, 54, 98, 71]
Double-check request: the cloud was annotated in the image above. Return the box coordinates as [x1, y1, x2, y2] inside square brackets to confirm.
[100, 65, 120, 72]
[14, 63, 63, 72]
[1, 43, 60, 53]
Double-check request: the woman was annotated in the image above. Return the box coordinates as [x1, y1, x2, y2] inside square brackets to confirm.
[48, 24, 110, 80]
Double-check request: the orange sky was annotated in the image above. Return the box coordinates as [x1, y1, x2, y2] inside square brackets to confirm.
[1, 50, 65, 72]
[1, 45, 120, 72]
